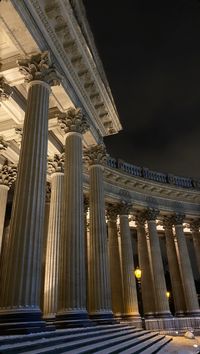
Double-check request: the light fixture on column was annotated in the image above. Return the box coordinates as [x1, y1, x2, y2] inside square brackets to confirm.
[134, 267, 142, 282]
[166, 291, 170, 299]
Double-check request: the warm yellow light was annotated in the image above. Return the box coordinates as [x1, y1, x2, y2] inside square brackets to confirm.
[166, 291, 170, 299]
[134, 267, 142, 280]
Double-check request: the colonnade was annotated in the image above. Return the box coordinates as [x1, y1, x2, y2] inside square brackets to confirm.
[0, 52, 200, 334]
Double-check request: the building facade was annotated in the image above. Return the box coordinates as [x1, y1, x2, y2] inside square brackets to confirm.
[0, 0, 200, 335]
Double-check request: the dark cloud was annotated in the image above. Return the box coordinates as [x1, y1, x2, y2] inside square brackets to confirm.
[84, 0, 200, 177]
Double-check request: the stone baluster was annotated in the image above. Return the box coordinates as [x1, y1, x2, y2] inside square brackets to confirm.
[84, 144, 113, 323]
[118, 202, 140, 320]
[135, 212, 155, 318]
[0, 160, 17, 254]
[190, 220, 200, 276]
[56, 108, 90, 327]
[145, 208, 171, 318]
[43, 155, 64, 320]
[0, 52, 61, 334]
[163, 217, 186, 316]
[173, 215, 200, 316]
[107, 204, 123, 317]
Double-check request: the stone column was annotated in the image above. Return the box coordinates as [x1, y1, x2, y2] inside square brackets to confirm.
[190, 220, 200, 276]
[0, 160, 17, 254]
[43, 155, 64, 320]
[84, 196, 89, 311]
[146, 209, 171, 318]
[119, 202, 140, 320]
[135, 212, 155, 318]
[56, 108, 90, 327]
[0, 52, 60, 334]
[107, 204, 123, 317]
[84, 144, 113, 322]
[163, 217, 186, 316]
[173, 215, 200, 316]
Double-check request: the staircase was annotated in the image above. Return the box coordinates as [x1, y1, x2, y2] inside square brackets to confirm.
[0, 324, 172, 354]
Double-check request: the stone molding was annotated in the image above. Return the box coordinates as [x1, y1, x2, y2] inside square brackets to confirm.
[0, 77, 13, 102]
[58, 107, 89, 135]
[84, 143, 107, 166]
[0, 137, 8, 151]
[48, 154, 64, 174]
[18, 51, 61, 86]
[0, 160, 17, 188]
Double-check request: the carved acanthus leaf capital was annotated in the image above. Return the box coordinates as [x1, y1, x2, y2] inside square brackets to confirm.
[162, 216, 174, 231]
[46, 181, 51, 203]
[145, 208, 160, 221]
[17, 51, 61, 86]
[118, 201, 132, 216]
[0, 77, 13, 102]
[135, 211, 146, 227]
[171, 214, 185, 226]
[48, 154, 64, 174]
[0, 136, 8, 151]
[84, 143, 107, 166]
[106, 204, 119, 221]
[190, 220, 200, 233]
[58, 107, 89, 135]
[0, 160, 17, 188]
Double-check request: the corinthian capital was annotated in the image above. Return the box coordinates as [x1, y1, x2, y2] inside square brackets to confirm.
[0, 160, 17, 188]
[18, 51, 61, 86]
[162, 216, 174, 231]
[145, 208, 159, 221]
[171, 214, 185, 226]
[48, 154, 64, 174]
[0, 77, 13, 102]
[190, 219, 200, 233]
[106, 204, 119, 221]
[0, 136, 8, 151]
[58, 107, 89, 134]
[84, 143, 107, 166]
[118, 201, 132, 216]
[135, 211, 146, 227]
[46, 181, 51, 203]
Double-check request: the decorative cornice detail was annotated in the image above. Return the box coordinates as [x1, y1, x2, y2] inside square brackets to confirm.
[190, 220, 200, 233]
[0, 136, 8, 151]
[171, 214, 185, 226]
[0, 77, 13, 101]
[106, 203, 119, 221]
[84, 143, 107, 166]
[0, 160, 17, 188]
[48, 154, 64, 174]
[58, 107, 89, 134]
[17, 51, 61, 86]
[145, 208, 160, 221]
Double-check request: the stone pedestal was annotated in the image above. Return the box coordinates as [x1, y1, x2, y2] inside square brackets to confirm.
[190, 220, 200, 276]
[43, 156, 64, 321]
[136, 213, 155, 318]
[146, 209, 172, 319]
[0, 52, 60, 334]
[163, 217, 186, 316]
[85, 144, 113, 323]
[107, 204, 123, 317]
[174, 215, 200, 316]
[56, 108, 90, 327]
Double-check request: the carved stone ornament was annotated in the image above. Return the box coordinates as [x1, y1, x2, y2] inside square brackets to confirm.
[190, 219, 200, 233]
[118, 201, 132, 216]
[0, 77, 13, 102]
[17, 51, 61, 86]
[162, 216, 174, 231]
[145, 208, 160, 221]
[135, 211, 146, 227]
[106, 204, 119, 221]
[171, 214, 185, 226]
[0, 160, 17, 188]
[46, 181, 51, 203]
[84, 143, 107, 166]
[0, 136, 8, 151]
[58, 107, 89, 134]
[84, 195, 89, 213]
[48, 154, 64, 174]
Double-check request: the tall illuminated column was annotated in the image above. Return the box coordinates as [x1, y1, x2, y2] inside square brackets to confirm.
[107, 204, 123, 317]
[135, 212, 155, 318]
[119, 202, 140, 320]
[84, 144, 113, 322]
[56, 108, 90, 327]
[173, 215, 200, 316]
[146, 208, 171, 318]
[0, 161, 17, 254]
[0, 52, 60, 334]
[43, 155, 64, 320]
[163, 217, 186, 316]
[190, 220, 200, 276]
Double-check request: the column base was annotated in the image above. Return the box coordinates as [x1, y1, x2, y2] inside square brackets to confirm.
[175, 311, 185, 317]
[144, 312, 156, 319]
[185, 309, 200, 317]
[56, 310, 92, 328]
[0, 308, 46, 335]
[155, 311, 173, 318]
[89, 311, 116, 325]
[121, 314, 142, 328]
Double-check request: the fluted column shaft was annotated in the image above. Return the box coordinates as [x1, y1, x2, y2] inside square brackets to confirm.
[108, 216, 123, 316]
[88, 164, 113, 320]
[43, 172, 64, 319]
[137, 222, 155, 317]
[191, 225, 200, 276]
[147, 216, 171, 317]
[0, 185, 9, 254]
[120, 214, 139, 318]
[164, 224, 186, 316]
[57, 133, 88, 323]
[175, 222, 200, 315]
[0, 80, 50, 330]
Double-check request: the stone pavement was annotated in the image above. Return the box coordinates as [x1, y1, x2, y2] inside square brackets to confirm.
[162, 336, 200, 354]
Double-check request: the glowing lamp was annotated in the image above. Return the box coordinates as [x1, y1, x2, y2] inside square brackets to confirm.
[134, 267, 142, 280]
[166, 291, 170, 299]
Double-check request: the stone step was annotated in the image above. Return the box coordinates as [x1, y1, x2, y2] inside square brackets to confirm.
[118, 334, 169, 353]
[0, 326, 142, 353]
[140, 336, 172, 354]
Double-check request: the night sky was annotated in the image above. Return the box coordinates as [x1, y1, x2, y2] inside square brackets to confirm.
[83, 0, 200, 178]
